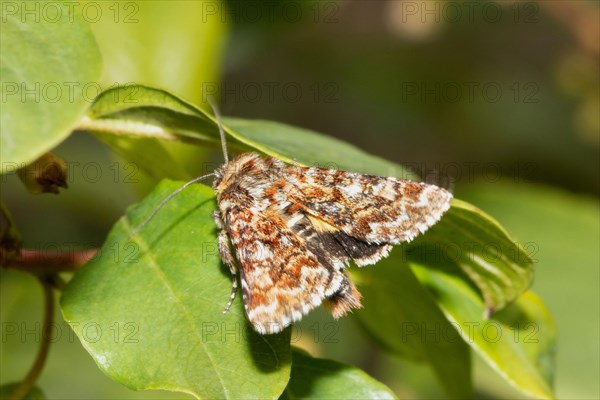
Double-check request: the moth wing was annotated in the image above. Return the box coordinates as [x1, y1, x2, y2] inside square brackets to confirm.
[285, 166, 452, 253]
[225, 206, 346, 334]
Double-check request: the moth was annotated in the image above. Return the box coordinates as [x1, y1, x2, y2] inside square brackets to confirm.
[136, 105, 452, 335]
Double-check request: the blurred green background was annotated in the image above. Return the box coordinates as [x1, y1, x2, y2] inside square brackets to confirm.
[1, 1, 598, 398]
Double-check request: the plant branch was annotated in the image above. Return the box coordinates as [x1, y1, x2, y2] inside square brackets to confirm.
[1, 248, 98, 273]
[9, 278, 54, 400]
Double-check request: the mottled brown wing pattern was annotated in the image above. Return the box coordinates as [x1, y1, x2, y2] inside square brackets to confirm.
[213, 152, 452, 334]
[222, 205, 355, 334]
[283, 165, 453, 251]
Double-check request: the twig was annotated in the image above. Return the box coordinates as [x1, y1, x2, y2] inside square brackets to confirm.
[9, 278, 54, 400]
[1, 248, 98, 273]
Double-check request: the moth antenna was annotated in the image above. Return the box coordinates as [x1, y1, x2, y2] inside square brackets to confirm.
[129, 173, 216, 239]
[207, 96, 229, 164]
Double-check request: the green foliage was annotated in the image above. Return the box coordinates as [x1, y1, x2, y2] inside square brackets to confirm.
[410, 199, 534, 313]
[281, 348, 397, 399]
[355, 252, 473, 399]
[0, 0, 102, 172]
[87, 85, 418, 179]
[0, 383, 46, 399]
[459, 181, 599, 399]
[411, 267, 554, 399]
[1, 4, 559, 400]
[61, 182, 291, 399]
[85, 0, 227, 190]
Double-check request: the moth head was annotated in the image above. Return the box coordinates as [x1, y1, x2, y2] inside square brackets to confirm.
[213, 152, 262, 194]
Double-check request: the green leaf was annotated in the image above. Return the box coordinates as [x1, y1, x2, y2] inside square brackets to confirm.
[84, 85, 417, 179]
[411, 262, 555, 399]
[402, 198, 549, 397]
[280, 348, 397, 400]
[61, 181, 291, 399]
[353, 199, 538, 398]
[493, 291, 556, 385]
[459, 180, 598, 399]
[408, 199, 534, 314]
[0, 383, 46, 399]
[353, 251, 472, 399]
[222, 118, 417, 178]
[96, 134, 193, 183]
[0, 0, 102, 173]
[84, 85, 216, 183]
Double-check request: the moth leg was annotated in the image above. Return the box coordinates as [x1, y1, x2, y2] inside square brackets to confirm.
[213, 211, 239, 314]
[218, 228, 239, 315]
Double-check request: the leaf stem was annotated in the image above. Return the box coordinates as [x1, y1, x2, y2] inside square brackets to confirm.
[9, 278, 54, 400]
[75, 115, 214, 147]
[75, 115, 248, 157]
[0, 202, 17, 231]
[76, 115, 180, 140]
[0, 201, 23, 251]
